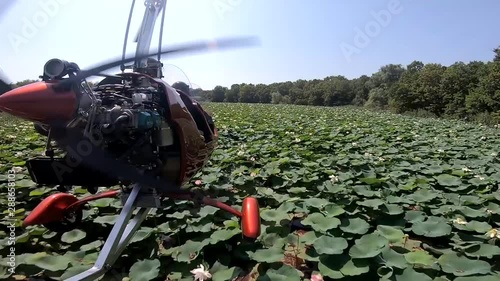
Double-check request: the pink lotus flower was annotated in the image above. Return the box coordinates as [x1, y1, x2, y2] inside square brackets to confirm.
[311, 273, 323, 281]
[195, 180, 202, 186]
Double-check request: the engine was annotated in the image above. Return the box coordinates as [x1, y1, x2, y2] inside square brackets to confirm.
[75, 74, 180, 184]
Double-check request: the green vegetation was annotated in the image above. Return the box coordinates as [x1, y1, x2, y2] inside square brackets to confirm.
[204, 46, 500, 126]
[1, 103, 500, 280]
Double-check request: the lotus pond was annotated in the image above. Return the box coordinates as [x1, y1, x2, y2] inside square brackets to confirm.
[1, 103, 500, 280]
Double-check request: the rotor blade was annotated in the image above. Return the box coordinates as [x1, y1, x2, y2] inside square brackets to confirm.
[0, 1, 16, 22]
[57, 36, 259, 88]
[0, 68, 13, 95]
[133, 17, 144, 43]
[0, 80, 12, 95]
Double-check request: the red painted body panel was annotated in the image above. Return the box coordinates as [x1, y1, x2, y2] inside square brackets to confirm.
[154, 79, 218, 186]
[241, 197, 261, 239]
[0, 81, 77, 124]
[23, 193, 78, 227]
[22, 190, 120, 227]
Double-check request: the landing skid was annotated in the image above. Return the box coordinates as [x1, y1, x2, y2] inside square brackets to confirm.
[23, 184, 261, 281]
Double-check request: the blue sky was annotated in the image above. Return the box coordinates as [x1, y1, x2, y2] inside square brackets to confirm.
[0, 0, 499, 90]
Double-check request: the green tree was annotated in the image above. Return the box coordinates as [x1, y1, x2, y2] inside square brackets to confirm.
[255, 83, 271, 103]
[211, 85, 226, 102]
[365, 87, 389, 109]
[308, 86, 324, 106]
[465, 61, 500, 115]
[440, 62, 474, 117]
[416, 63, 447, 115]
[271, 92, 283, 104]
[351, 75, 371, 106]
[406, 60, 424, 74]
[225, 84, 240, 102]
[239, 84, 256, 103]
[13, 79, 39, 88]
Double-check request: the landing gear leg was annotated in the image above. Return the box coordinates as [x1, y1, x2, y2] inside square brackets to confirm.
[65, 183, 150, 281]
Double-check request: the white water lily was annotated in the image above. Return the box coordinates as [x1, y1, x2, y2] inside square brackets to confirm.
[329, 174, 339, 183]
[452, 217, 467, 225]
[12, 166, 23, 173]
[474, 175, 485, 181]
[190, 264, 212, 281]
[486, 229, 500, 239]
[462, 167, 471, 173]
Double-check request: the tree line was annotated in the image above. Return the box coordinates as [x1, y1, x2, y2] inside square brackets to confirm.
[5, 46, 499, 125]
[202, 46, 500, 125]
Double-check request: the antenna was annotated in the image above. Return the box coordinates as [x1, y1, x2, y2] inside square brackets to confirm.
[121, 0, 136, 72]
[157, 0, 167, 78]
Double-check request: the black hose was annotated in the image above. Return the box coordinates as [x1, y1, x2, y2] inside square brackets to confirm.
[114, 115, 129, 127]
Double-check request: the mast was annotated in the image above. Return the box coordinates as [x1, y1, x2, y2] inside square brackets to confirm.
[121, 0, 167, 78]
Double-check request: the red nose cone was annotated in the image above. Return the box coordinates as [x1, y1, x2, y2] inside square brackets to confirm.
[0, 82, 77, 124]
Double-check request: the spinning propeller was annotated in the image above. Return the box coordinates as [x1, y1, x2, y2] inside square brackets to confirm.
[0, 37, 259, 192]
[0, 67, 12, 95]
[0, 36, 260, 190]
